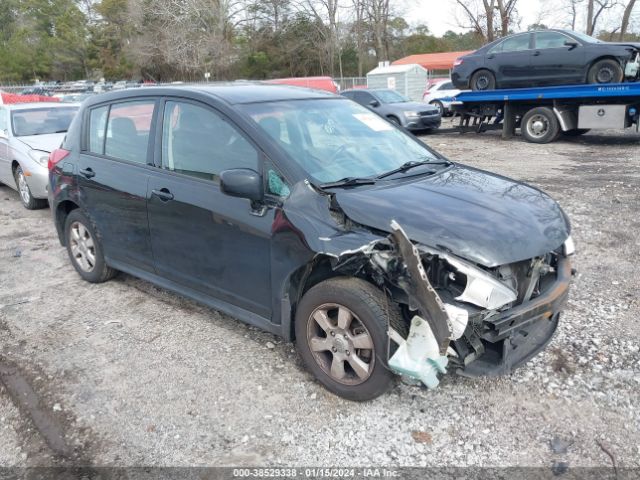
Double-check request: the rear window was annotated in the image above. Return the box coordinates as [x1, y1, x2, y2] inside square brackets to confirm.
[87, 100, 155, 164]
[11, 107, 78, 137]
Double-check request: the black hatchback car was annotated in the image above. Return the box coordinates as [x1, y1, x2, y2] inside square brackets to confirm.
[48, 85, 574, 400]
[452, 29, 640, 91]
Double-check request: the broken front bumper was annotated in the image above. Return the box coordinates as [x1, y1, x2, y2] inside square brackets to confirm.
[455, 255, 572, 377]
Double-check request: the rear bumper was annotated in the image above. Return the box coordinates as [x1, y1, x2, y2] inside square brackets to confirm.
[451, 72, 470, 90]
[457, 255, 572, 377]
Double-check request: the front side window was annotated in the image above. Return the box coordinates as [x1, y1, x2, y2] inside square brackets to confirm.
[161, 101, 258, 181]
[243, 98, 441, 184]
[10, 107, 78, 137]
[535, 31, 572, 49]
[103, 101, 155, 164]
[491, 34, 530, 54]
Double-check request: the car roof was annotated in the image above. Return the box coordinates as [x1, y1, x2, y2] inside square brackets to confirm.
[82, 83, 336, 108]
[4, 102, 80, 111]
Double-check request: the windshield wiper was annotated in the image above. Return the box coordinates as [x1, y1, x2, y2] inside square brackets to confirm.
[376, 160, 452, 180]
[319, 176, 377, 189]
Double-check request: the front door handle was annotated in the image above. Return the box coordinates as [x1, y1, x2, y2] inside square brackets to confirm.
[151, 188, 174, 202]
[533, 50, 541, 56]
[79, 167, 95, 178]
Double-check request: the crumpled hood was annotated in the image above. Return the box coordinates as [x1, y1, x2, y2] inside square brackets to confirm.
[17, 133, 65, 153]
[334, 165, 570, 267]
[603, 42, 640, 49]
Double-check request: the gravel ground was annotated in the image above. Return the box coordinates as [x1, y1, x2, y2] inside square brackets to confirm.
[0, 121, 639, 470]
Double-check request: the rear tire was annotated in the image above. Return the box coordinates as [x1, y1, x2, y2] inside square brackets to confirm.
[295, 277, 402, 401]
[64, 209, 116, 283]
[521, 107, 560, 144]
[587, 59, 623, 84]
[13, 165, 47, 210]
[470, 69, 496, 91]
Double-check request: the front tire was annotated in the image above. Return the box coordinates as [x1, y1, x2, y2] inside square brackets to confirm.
[295, 277, 402, 401]
[588, 59, 623, 84]
[521, 107, 560, 144]
[387, 116, 401, 126]
[430, 100, 444, 116]
[64, 209, 116, 283]
[470, 69, 496, 91]
[14, 165, 47, 210]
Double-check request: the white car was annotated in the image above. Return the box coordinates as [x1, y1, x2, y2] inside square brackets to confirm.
[422, 79, 462, 116]
[0, 102, 79, 209]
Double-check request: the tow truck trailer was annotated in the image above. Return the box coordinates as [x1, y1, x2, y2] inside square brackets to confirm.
[448, 82, 640, 144]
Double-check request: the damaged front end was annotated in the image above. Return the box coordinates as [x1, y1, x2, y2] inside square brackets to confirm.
[329, 220, 573, 389]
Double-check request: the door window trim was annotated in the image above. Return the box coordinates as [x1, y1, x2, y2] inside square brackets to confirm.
[488, 33, 533, 54]
[81, 97, 160, 168]
[153, 96, 269, 186]
[533, 31, 575, 50]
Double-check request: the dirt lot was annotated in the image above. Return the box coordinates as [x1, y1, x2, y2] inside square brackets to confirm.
[1, 122, 639, 470]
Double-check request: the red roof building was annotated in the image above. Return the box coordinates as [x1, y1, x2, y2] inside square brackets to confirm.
[392, 51, 473, 71]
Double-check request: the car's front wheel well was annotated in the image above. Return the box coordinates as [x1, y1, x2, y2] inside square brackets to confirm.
[286, 255, 391, 342]
[56, 200, 80, 245]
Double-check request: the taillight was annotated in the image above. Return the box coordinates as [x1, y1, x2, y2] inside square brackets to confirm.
[453, 58, 464, 67]
[48, 148, 70, 171]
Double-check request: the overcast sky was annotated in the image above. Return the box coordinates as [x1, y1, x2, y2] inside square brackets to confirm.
[400, 0, 623, 36]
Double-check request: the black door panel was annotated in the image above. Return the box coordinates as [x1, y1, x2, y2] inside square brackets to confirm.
[147, 173, 273, 317]
[76, 154, 154, 272]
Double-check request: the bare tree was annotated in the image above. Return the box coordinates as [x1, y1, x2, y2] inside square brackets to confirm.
[619, 0, 637, 39]
[586, 0, 618, 35]
[454, 0, 519, 42]
[365, 0, 391, 60]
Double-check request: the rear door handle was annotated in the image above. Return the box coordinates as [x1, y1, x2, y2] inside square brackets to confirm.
[151, 188, 174, 202]
[533, 50, 541, 56]
[79, 168, 95, 178]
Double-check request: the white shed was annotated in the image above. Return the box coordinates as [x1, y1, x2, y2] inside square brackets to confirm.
[366, 63, 429, 102]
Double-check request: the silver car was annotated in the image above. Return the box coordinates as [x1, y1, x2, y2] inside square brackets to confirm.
[0, 102, 79, 209]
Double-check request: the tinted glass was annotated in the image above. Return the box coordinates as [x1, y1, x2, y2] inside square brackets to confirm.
[88, 105, 108, 154]
[162, 101, 258, 181]
[104, 101, 154, 164]
[374, 90, 408, 103]
[536, 32, 571, 49]
[353, 91, 372, 104]
[243, 99, 441, 183]
[10, 107, 78, 136]
[441, 82, 455, 90]
[494, 34, 530, 53]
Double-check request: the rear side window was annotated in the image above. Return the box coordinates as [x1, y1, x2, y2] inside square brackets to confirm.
[105, 101, 154, 163]
[161, 100, 258, 181]
[88, 106, 108, 154]
[441, 82, 454, 90]
[87, 100, 155, 163]
[491, 34, 530, 53]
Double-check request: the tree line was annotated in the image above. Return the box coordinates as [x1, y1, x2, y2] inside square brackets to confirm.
[0, 0, 637, 83]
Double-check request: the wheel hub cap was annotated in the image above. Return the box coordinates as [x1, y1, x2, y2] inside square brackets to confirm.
[307, 304, 375, 386]
[70, 221, 96, 272]
[18, 172, 30, 204]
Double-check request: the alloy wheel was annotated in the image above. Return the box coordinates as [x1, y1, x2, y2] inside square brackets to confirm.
[17, 170, 30, 205]
[306, 303, 375, 385]
[69, 221, 96, 272]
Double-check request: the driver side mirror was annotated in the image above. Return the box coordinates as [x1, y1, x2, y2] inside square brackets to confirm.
[220, 168, 263, 202]
[564, 40, 579, 49]
[369, 100, 380, 108]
